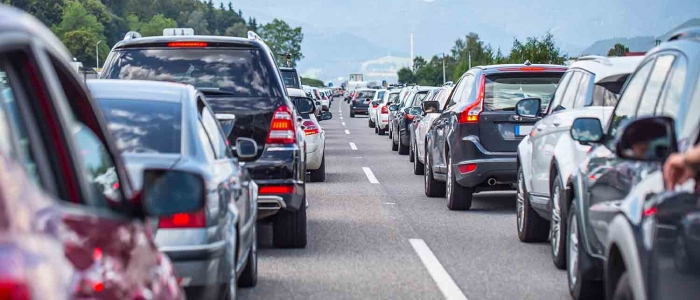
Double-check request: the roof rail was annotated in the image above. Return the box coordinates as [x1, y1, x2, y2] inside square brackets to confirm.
[123, 31, 142, 41]
[577, 55, 612, 66]
[667, 26, 700, 42]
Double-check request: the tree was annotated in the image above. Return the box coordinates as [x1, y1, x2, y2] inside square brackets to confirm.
[507, 33, 567, 64]
[608, 43, 630, 57]
[28, 0, 64, 25]
[301, 77, 324, 87]
[225, 23, 248, 37]
[181, 9, 209, 35]
[259, 19, 304, 67]
[397, 67, 416, 84]
[53, 1, 109, 65]
[205, 0, 216, 34]
[130, 14, 177, 37]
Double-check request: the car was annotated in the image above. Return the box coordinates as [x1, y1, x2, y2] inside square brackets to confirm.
[100, 30, 308, 248]
[88, 79, 260, 299]
[349, 89, 377, 117]
[390, 86, 435, 154]
[280, 67, 302, 89]
[375, 90, 401, 135]
[423, 63, 566, 210]
[514, 55, 642, 269]
[411, 85, 454, 175]
[563, 29, 700, 300]
[388, 86, 421, 141]
[368, 89, 387, 128]
[406, 88, 441, 161]
[0, 6, 200, 299]
[288, 88, 332, 182]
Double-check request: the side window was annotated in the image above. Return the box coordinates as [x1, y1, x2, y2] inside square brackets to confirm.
[637, 55, 675, 117]
[573, 73, 592, 108]
[656, 55, 687, 122]
[73, 125, 123, 208]
[447, 76, 468, 108]
[557, 71, 581, 111]
[681, 74, 700, 140]
[608, 59, 655, 139]
[197, 119, 216, 162]
[547, 71, 573, 113]
[200, 103, 228, 159]
[457, 75, 475, 104]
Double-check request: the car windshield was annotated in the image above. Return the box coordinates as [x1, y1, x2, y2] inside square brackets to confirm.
[102, 49, 274, 97]
[281, 70, 300, 89]
[485, 74, 562, 110]
[97, 99, 182, 154]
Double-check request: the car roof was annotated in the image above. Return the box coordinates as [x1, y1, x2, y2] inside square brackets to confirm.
[286, 88, 307, 98]
[569, 56, 644, 83]
[112, 35, 262, 49]
[87, 79, 195, 103]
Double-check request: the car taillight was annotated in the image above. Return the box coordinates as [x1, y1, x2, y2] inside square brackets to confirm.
[381, 106, 388, 114]
[266, 105, 297, 144]
[643, 206, 658, 217]
[459, 75, 485, 124]
[458, 163, 477, 174]
[372, 104, 378, 108]
[159, 210, 206, 228]
[302, 120, 321, 135]
[0, 279, 30, 300]
[167, 41, 208, 47]
[406, 114, 416, 121]
[260, 185, 295, 194]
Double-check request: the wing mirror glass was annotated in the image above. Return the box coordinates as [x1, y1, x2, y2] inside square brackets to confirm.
[421, 101, 440, 114]
[409, 106, 423, 116]
[615, 116, 677, 162]
[320, 111, 333, 121]
[142, 169, 205, 216]
[292, 97, 315, 114]
[570, 118, 604, 143]
[388, 104, 399, 111]
[515, 98, 541, 118]
[235, 137, 258, 158]
[215, 113, 236, 138]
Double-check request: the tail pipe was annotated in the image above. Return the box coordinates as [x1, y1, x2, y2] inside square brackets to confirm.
[487, 178, 497, 186]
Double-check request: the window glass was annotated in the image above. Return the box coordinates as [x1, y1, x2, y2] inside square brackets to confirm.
[555, 71, 581, 112]
[608, 59, 655, 139]
[447, 76, 468, 107]
[201, 106, 228, 158]
[412, 91, 430, 106]
[656, 56, 686, 123]
[376, 91, 386, 100]
[637, 55, 675, 116]
[547, 71, 573, 113]
[0, 69, 38, 182]
[73, 124, 123, 208]
[280, 70, 300, 89]
[98, 99, 182, 154]
[590, 84, 620, 107]
[484, 73, 562, 111]
[573, 73, 592, 108]
[457, 75, 475, 104]
[386, 92, 399, 104]
[197, 119, 216, 162]
[680, 59, 698, 140]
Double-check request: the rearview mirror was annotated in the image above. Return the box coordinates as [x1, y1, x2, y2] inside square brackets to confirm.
[615, 116, 677, 162]
[388, 104, 399, 112]
[215, 113, 236, 138]
[142, 169, 205, 216]
[570, 118, 604, 144]
[235, 137, 258, 158]
[422, 101, 440, 114]
[320, 111, 333, 121]
[515, 98, 541, 118]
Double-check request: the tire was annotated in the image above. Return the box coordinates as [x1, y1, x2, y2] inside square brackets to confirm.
[413, 140, 424, 175]
[310, 155, 326, 182]
[409, 137, 415, 162]
[567, 203, 603, 299]
[350, 112, 355, 118]
[375, 126, 378, 134]
[237, 226, 258, 287]
[611, 272, 633, 300]
[445, 155, 473, 211]
[378, 127, 386, 135]
[369, 119, 375, 128]
[551, 173, 567, 269]
[273, 197, 307, 248]
[391, 136, 398, 151]
[398, 139, 409, 155]
[516, 167, 549, 242]
[424, 151, 446, 197]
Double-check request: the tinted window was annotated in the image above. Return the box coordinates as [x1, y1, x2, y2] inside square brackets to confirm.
[103, 49, 274, 97]
[656, 56, 686, 122]
[458, 75, 476, 104]
[411, 91, 430, 106]
[448, 76, 469, 107]
[590, 84, 620, 107]
[547, 71, 573, 113]
[484, 73, 562, 111]
[98, 99, 182, 154]
[637, 55, 674, 116]
[376, 91, 386, 100]
[281, 70, 300, 89]
[0, 70, 38, 182]
[357, 90, 376, 99]
[201, 106, 227, 159]
[291, 97, 315, 113]
[608, 60, 654, 139]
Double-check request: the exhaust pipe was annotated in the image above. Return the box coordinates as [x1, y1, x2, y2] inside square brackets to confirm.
[487, 178, 497, 186]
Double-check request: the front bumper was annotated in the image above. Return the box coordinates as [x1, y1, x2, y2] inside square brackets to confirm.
[452, 136, 517, 189]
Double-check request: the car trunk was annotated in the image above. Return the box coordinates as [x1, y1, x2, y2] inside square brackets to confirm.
[478, 72, 564, 152]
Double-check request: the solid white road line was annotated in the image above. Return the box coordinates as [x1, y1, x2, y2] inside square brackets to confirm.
[349, 142, 358, 150]
[409, 239, 468, 300]
[345, 129, 350, 135]
[362, 167, 379, 184]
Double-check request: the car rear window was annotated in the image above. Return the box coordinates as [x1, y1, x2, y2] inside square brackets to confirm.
[281, 70, 300, 89]
[484, 73, 563, 111]
[97, 99, 182, 154]
[357, 90, 376, 99]
[387, 92, 399, 104]
[102, 48, 274, 97]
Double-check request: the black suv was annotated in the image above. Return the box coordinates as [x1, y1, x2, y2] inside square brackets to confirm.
[100, 31, 308, 248]
[423, 64, 566, 210]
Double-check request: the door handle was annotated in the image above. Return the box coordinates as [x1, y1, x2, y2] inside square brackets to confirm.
[553, 122, 561, 127]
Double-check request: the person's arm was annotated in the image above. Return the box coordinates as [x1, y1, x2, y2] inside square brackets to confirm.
[664, 144, 700, 188]
[683, 145, 700, 169]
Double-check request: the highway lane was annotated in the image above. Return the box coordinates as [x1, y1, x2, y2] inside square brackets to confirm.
[239, 97, 569, 300]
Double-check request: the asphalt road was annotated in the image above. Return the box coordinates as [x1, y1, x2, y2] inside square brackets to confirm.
[239, 97, 570, 300]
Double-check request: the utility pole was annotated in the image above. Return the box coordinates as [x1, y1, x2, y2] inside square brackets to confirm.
[468, 51, 471, 69]
[442, 53, 446, 84]
[410, 32, 414, 71]
[95, 40, 102, 70]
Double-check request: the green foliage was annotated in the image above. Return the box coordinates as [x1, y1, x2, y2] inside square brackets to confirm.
[259, 19, 304, 68]
[128, 14, 177, 37]
[301, 77, 324, 87]
[225, 23, 248, 38]
[507, 33, 567, 65]
[607, 43, 630, 56]
[397, 67, 416, 85]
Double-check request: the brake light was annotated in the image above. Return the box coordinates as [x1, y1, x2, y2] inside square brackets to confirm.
[260, 185, 295, 194]
[302, 120, 321, 135]
[458, 164, 477, 174]
[406, 114, 416, 121]
[167, 41, 208, 47]
[497, 67, 567, 72]
[381, 106, 388, 114]
[643, 206, 658, 217]
[159, 210, 206, 228]
[266, 105, 297, 144]
[459, 75, 485, 123]
[372, 104, 378, 108]
[0, 279, 30, 300]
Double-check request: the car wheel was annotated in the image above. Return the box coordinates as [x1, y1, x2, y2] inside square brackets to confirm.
[391, 134, 399, 151]
[409, 137, 415, 162]
[567, 203, 603, 299]
[378, 127, 385, 135]
[369, 119, 375, 128]
[398, 137, 409, 155]
[375, 126, 378, 134]
[424, 151, 445, 197]
[413, 141, 424, 175]
[516, 167, 549, 242]
[238, 226, 258, 287]
[611, 271, 633, 300]
[446, 155, 473, 211]
[350, 112, 355, 118]
[273, 196, 307, 248]
[310, 155, 326, 182]
[551, 173, 567, 269]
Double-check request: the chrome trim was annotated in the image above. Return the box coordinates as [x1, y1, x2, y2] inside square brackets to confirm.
[235, 137, 258, 158]
[159, 240, 226, 253]
[258, 195, 286, 210]
[461, 136, 515, 156]
[266, 145, 300, 151]
[456, 157, 516, 165]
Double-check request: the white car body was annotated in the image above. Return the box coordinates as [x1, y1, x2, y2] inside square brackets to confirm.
[287, 88, 325, 171]
[368, 89, 387, 125]
[375, 90, 401, 133]
[414, 86, 453, 163]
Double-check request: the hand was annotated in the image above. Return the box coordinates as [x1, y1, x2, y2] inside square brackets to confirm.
[663, 153, 696, 189]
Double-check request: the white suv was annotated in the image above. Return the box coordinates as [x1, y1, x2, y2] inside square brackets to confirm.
[515, 55, 643, 269]
[375, 90, 400, 135]
[368, 89, 387, 128]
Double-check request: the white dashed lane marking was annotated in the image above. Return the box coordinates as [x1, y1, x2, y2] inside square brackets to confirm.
[409, 239, 468, 300]
[349, 142, 357, 150]
[362, 167, 379, 184]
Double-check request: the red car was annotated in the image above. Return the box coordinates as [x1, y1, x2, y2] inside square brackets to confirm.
[0, 5, 203, 299]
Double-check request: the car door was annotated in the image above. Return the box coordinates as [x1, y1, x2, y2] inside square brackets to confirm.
[417, 89, 446, 161]
[432, 75, 472, 171]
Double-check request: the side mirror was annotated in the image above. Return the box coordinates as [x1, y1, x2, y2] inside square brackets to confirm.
[142, 169, 205, 216]
[215, 113, 236, 138]
[320, 111, 333, 121]
[615, 116, 677, 162]
[235, 137, 258, 158]
[515, 98, 541, 118]
[570, 118, 604, 144]
[388, 104, 399, 112]
[409, 106, 422, 116]
[422, 101, 440, 114]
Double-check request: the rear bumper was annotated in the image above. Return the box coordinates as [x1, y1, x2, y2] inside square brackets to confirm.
[377, 113, 389, 129]
[160, 240, 229, 287]
[452, 136, 517, 188]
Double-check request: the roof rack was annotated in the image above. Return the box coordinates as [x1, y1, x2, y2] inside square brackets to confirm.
[123, 31, 142, 41]
[577, 55, 613, 66]
[667, 27, 700, 42]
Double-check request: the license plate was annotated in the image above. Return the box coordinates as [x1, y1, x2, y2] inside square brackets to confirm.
[515, 125, 533, 136]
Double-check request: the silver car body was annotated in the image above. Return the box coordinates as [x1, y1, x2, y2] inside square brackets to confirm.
[414, 86, 453, 163]
[288, 88, 326, 170]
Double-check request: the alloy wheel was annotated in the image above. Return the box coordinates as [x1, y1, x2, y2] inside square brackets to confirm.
[516, 170, 525, 232]
[568, 212, 580, 289]
[551, 184, 562, 257]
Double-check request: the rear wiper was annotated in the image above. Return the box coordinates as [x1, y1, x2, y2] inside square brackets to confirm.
[198, 87, 237, 95]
